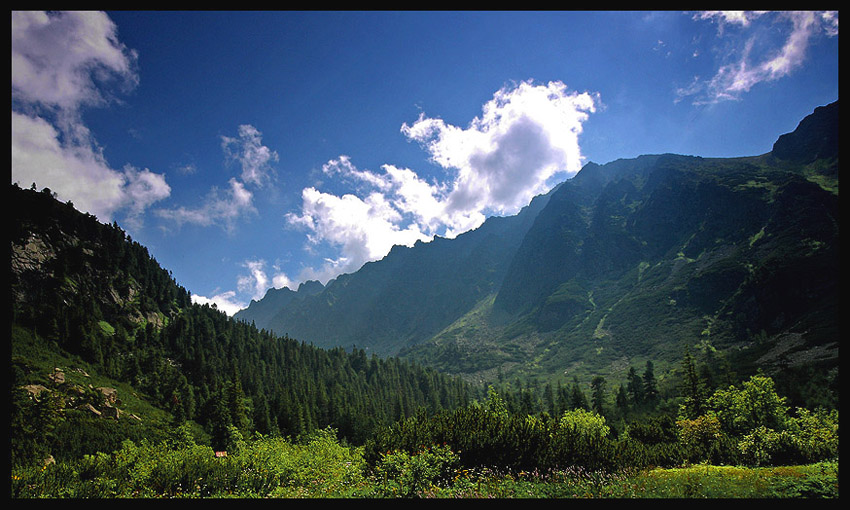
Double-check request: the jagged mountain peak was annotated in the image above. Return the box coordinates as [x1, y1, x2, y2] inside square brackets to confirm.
[771, 100, 838, 164]
[233, 102, 838, 383]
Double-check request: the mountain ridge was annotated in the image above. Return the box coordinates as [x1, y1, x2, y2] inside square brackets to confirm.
[235, 101, 838, 384]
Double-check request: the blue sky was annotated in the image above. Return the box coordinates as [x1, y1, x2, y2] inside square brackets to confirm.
[12, 11, 839, 315]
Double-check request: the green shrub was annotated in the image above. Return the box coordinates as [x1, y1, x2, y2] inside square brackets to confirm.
[547, 408, 617, 470]
[677, 415, 721, 452]
[367, 404, 629, 473]
[365, 406, 550, 472]
[738, 408, 839, 466]
[782, 408, 839, 463]
[372, 444, 460, 497]
[613, 437, 688, 469]
[707, 375, 789, 436]
[557, 408, 610, 442]
[678, 375, 838, 467]
[738, 426, 786, 467]
[12, 426, 369, 498]
[623, 414, 678, 445]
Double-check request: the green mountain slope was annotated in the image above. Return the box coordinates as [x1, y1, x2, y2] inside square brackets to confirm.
[244, 102, 839, 386]
[11, 185, 476, 467]
[236, 183, 557, 355]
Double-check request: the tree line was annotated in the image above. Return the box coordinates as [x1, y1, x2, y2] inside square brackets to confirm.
[10, 183, 838, 472]
[11, 184, 476, 467]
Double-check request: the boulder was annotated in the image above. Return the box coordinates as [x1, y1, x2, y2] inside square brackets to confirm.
[48, 369, 65, 385]
[82, 403, 101, 416]
[97, 387, 118, 404]
[21, 384, 48, 397]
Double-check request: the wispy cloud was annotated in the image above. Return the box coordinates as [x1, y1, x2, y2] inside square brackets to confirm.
[155, 124, 277, 233]
[222, 124, 279, 188]
[678, 11, 838, 104]
[697, 11, 766, 30]
[240, 259, 294, 298]
[155, 178, 256, 233]
[286, 80, 597, 284]
[121, 165, 172, 228]
[11, 11, 170, 223]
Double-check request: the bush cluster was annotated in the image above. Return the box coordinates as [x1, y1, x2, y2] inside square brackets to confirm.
[677, 375, 839, 467]
[10, 422, 839, 499]
[10, 426, 369, 498]
[365, 405, 687, 474]
[365, 375, 838, 475]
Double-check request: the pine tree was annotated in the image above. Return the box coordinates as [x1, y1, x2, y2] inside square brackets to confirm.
[642, 360, 659, 405]
[210, 388, 233, 451]
[555, 380, 570, 415]
[253, 394, 275, 436]
[679, 348, 706, 420]
[569, 376, 589, 411]
[226, 367, 252, 436]
[615, 383, 630, 417]
[590, 376, 607, 416]
[627, 367, 645, 407]
[543, 382, 556, 416]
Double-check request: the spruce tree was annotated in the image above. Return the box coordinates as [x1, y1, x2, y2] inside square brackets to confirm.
[679, 348, 706, 420]
[615, 383, 630, 417]
[543, 382, 556, 416]
[226, 367, 252, 437]
[590, 376, 607, 416]
[642, 360, 659, 405]
[627, 367, 644, 407]
[569, 376, 589, 411]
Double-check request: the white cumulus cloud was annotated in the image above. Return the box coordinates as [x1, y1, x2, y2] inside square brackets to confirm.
[11, 11, 170, 223]
[11, 10, 138, 112]
[286, 80, 597, 284]
[191, 291, 245, 317]
[286, 185, 431, 282]
[403, 80, 596, 222]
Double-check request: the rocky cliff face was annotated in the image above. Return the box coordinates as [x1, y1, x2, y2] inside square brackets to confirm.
[772, 101, 838, 164]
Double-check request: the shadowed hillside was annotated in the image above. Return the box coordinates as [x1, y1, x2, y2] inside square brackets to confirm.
[238, 102, 838, 387]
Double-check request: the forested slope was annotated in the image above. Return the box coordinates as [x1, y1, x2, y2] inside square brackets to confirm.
[11, 184, 475, 467]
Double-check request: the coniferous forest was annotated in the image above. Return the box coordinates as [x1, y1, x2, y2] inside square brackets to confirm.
[11, 183, 472, 455]
[10, 179, 838, 498]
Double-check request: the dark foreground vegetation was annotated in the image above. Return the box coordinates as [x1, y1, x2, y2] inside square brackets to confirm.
[9, 429, 839, 498]
[10, 387, 839, 498]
